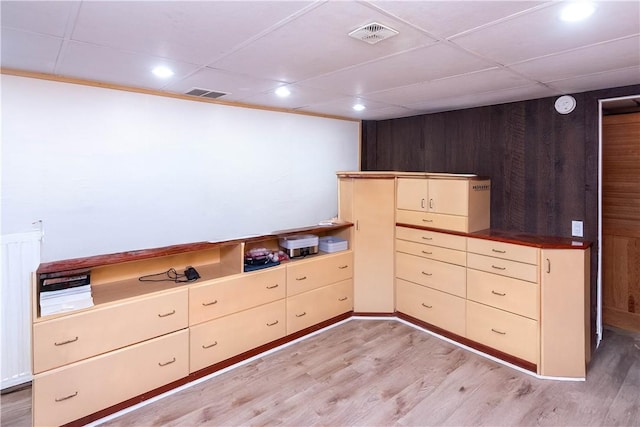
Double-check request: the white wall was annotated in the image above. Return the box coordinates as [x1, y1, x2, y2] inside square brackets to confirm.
[1, 75, 359, 262]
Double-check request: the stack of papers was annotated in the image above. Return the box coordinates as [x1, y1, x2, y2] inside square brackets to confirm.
[40, 283, 94, 316]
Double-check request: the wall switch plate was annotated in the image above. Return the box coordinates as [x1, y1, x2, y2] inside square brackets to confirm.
[572, 220, 584, 237]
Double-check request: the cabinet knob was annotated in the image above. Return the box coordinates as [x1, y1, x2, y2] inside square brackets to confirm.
[54, 336, 79, 346]
[55, 391, 78, 402]
[158, 357, 176, 367]
[158, 310, 176, 318]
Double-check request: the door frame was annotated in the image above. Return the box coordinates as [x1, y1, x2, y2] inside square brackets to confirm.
[597, 94, 640, 346]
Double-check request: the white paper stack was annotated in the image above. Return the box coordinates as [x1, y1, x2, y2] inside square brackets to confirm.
[40, 284, 94, 316]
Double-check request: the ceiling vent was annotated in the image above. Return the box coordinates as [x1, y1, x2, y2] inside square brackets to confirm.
[348, 22, 399, 45]
[185, 88, 228, 99]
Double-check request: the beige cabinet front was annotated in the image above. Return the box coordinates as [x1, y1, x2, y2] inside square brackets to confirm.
[396, 178, 468, 216]
[33, 288, 188, 373]
[285, 251, 353, 297]
[340, 177, 395, 313]
[189, 267, 286, 325]
[396, 278, 466, 337]
[286, 279, 353, 334]
[33, 329, 189, 427]
[189, 300, 286, 372]
[395, 252, 466, 298]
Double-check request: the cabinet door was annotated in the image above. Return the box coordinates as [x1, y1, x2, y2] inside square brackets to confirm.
[353, 178, 395, 312]
[427, 179, 468, 216]
[540, 248, 590, 378]
[396, 178, 427, 211]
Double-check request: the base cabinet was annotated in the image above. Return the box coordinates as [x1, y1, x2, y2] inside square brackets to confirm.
[33, 330, 189, 427]
[287, 279, 353, 334]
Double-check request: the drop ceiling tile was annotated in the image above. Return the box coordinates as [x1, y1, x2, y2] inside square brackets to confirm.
[546, 66, 640, 94]
[364, 68, 534, 105]
[368, 1, 545, 39]
[452, 1, 640, 64]
[70, 1, 316, 65]
[238, 83, 347, 109]
[0, 28, 62, 73]
[162, 67, 284, 101]
[211, 1, 437, 83]
[0, 1, 74, 37]
[409, 84, 558, 113]
[57, 41, 201, 90]
[300, 42, 496, 95]
[510, 35, 640, 83]
[297, 96, 405, 120]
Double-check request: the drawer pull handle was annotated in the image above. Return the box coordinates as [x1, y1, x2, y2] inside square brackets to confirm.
[202, 300, 218, 306]
[421, 271, 433, 276]
[158, 357, 176, 367]
[421, 250, 433, 255]
[421, 237, 433, 241]
[266, 320, 279, 326]
[422, 219, 434, 223]
[338, 296, 348, 301]
[54, 336, 79, 346]
[491, 290, 506, 296]
[546, 258, 551, 274]
[492, 249, 506, 254]
[338, 265, 349, 269]
[491, 328, 506, 335]
[421, 303, 433, 309]
[296, 312, 307, 317]
[421, 198, 425, 209]
[296, 276, 307, 281]
[429, 199, 434, 209]
[266, 284, 279, 289]
[491, 265, 506, 271]
[158, 310, 176, 317]
[55, 391, 78, 402]
[202, 341, 218, 349]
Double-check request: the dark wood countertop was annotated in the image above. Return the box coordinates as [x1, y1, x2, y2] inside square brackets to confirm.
[396, 223, 592, 250]
[37, 222, 353, 275]
[337, 171, 491, 180]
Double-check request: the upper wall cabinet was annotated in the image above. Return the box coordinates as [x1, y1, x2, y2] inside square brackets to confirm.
[396, 177, 491, 233]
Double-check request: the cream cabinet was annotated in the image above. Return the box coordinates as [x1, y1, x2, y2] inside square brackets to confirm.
[287, 279, 353, 334]
[540, 248, 591, 378]
[396, 177, 491, 233]
[339, 176, 395, 313]
[33, 330, 189, 427]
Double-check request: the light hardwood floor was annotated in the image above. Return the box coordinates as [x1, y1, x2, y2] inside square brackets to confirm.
[2, 319, 639, 426]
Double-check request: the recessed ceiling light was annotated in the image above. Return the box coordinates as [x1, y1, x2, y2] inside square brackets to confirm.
[560, 2, 595, 22]
[152, 66, 174, 78]
[353, 104, 366, 111]
[275, 86, 291, 97]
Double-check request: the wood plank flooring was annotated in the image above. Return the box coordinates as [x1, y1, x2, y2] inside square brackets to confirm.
[2, 319, 639, 426]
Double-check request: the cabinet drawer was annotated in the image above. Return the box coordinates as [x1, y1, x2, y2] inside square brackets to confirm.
[467, 238, 538, 265]
[33, 329, 188, 427]
[286, 251, 353, 297]
[189, 267, 285, 325]
[396, 210, 468, 233]
[467, 269, 538, 320]
[33, 288, 188, 373]
[396, 226, 466, 251]
[466, 301, 538, 364]
[467, 253, 538, 283]
[396, 239, 466, 266]
[286, 279, 353, 334]
[190, 300, 286, 373]
[395, 279, 466, 337]
[396, 252, 466, 298]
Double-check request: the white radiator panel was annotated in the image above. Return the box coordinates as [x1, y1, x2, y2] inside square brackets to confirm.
[1, 231, 41, 390]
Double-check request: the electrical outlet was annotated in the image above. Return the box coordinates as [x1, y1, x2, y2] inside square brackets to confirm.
[572, 220, 583, 238]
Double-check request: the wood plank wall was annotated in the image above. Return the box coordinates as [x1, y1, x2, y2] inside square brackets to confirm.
[361, 84, 640, 346]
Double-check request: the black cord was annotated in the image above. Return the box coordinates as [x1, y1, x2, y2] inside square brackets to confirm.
[138, 268, 194, 283]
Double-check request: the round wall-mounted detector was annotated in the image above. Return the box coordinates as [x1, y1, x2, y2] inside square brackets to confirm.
[555, 95, 576, 114]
